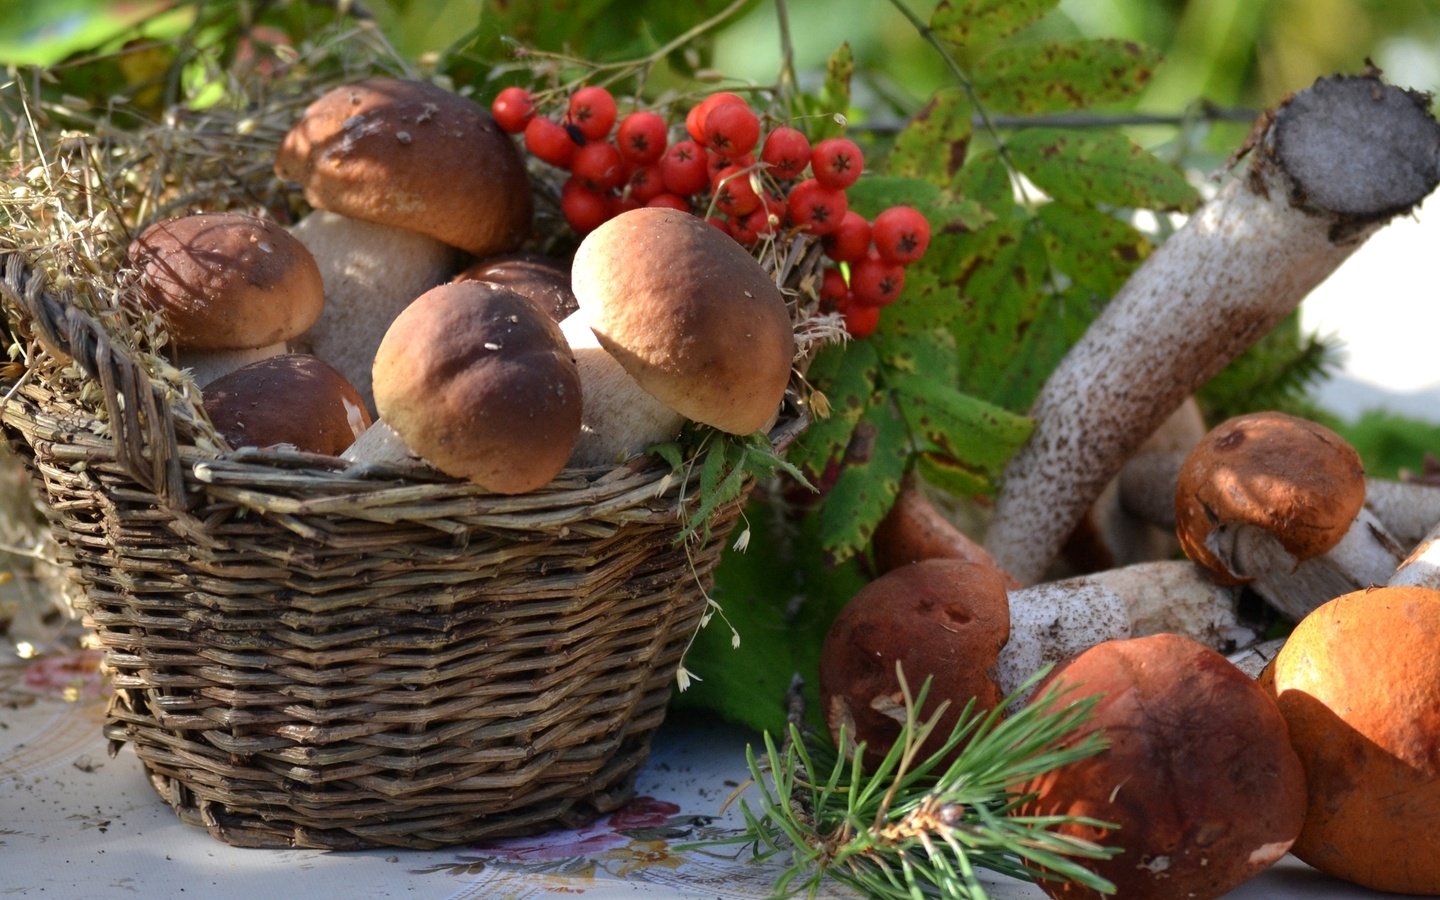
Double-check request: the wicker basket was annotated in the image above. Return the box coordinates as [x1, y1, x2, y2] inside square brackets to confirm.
[0, 52, 828, 843]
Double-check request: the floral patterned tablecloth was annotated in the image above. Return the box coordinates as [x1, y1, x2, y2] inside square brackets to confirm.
[0, 651, 1384, 898]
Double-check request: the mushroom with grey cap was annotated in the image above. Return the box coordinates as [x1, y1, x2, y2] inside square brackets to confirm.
[126, 211, 324, 386]
[349, 280, 581, 494]
[562, 206, 795, 467]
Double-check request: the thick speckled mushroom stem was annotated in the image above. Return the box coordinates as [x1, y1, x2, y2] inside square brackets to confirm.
[984, 71, 1440, 585]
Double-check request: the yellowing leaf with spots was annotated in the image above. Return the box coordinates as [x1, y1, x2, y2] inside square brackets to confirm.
[973, 38, 1160, 114]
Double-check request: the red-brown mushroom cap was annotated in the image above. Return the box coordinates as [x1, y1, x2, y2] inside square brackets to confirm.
[1174, 411, 1365, 585]
[203, 354, 371, 456]
[371, 280, 581, 494]
[1260, 585, 1440, 895]
[126, 212, 324, 350]
[275, 77, 532, 257]
[1017, 633, 1306, 899]
[454, 252, 577, 324]
[819, 558, 1011, 769]
[569, 207, 794, 435]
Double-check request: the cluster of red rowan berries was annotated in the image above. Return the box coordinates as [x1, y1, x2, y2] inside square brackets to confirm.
[491, 84, 930, 338]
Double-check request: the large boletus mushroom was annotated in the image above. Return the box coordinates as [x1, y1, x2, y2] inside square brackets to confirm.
[1016, 633, 1306, 899]
[126, 212, 324, 386]
[1260, 585, 1440, 895]
[562, 206, 795, 467]
[362, 280, 581, 494]
[276, 77, 534, 412]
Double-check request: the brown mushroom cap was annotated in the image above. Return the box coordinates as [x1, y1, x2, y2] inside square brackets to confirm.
[569, 207, 794, 435]
[454, 252, 577, 324]
[1260, 585, 1440, 895]
[275, 77, 532, 257]
[1017, 633, 1306, 900]
[1174, 410, 1365, 585]
[372, 280, 581, 493]
[203, 354, 371, 456]
[819, 558, 1011, 769]
[127, 212, 324, 350]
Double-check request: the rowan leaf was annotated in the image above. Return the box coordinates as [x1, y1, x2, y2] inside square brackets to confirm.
[929, 0, 1060, 50]
[972, 38, 1160, 114]
[1006, 128, 1200, 212]
[812, 396, 910, 564]
[888, 87, 973, 188]
[787, 340, 879, 483]
[1035, 201, 1153, 297]
[891, 373, 1032, 489]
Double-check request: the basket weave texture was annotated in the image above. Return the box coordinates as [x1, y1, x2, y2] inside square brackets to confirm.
[0, 57, 822, 847]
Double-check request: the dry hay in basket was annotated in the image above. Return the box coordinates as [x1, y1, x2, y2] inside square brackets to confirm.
[0, 17, 841, 850]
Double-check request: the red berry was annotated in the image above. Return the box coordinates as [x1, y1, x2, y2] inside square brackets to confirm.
[838, 294, 880, 338]
[761, 126, 811, 179]
[645, 192, 691, 212]
[737, 199, 782, 244]
[811, 137, 864, 190]
[686, 91, 747, 145]
[571, 140, 625, 192]
[786, 178, 848, 235]
[616, 111, 668, 165]
[626, 163, 666, 202]
[610, 193, 641, 217]
[491, 86, 535, 134]
[524, 117, 577, 168]
[819, 266, 849, 306]
[561, 178, 612, 234]
[661, 139, 709, 197]
[567, 85, 617, 141]
[823, 210, 872, 263]
[872, 205, 932, 265]
[851, 251, 906, 306]
[712, 164, 761, 217]
[704, 101, 760, 156]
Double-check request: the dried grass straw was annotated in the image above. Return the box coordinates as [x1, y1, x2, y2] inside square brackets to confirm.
[0, 22, 832, 849]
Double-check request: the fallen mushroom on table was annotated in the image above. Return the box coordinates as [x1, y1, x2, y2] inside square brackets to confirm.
[125, 211, 324, 386]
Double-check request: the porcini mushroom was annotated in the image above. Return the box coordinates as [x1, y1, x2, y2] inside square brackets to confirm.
[126, 212, 324, 386]
[454, 252, 578, 324]
[984, 72, 1440, 585]
[1174, 411, 1404, 620]
[1260, 585, 1440, 895]
[275, 77, 533, 412]
[1017, 633, 1306, 900]
[354, 280, 581, 494]
[202, 353, 370, 456]
[562, 207, 795, 467]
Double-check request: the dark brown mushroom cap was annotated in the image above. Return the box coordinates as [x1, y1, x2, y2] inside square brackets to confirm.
[454, 252, 577, 323]
[126, 212, 324, 350]
[819, 558, 1011, 769]
[1174, 411, 1365, 585]
[202, 354, 371, 456]
[275, 77, 532, 257]
[372, 280, 581, 494]
[1261, 585, 1440, 895]
[569, 207, 794, 435]
[1017, 633, 1306, 900]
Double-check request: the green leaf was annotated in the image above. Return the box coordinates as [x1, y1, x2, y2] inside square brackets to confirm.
[890, 373, 1033, 486]
[929, 0, 1059, 50]
[804, 41, 855, 142]
[1006, 128, 1200, 212]
[1035, 201, 1153, 297]
[812, 395, 910, 564]
[887, 88, 973, 188]
[844, 175, 945, 219]
[990, 283, 1106, 413]
[788, 340, 879, 483]
[972, 38, 1161, 114]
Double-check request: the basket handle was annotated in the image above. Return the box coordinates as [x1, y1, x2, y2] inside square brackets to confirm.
[1, 251, 192, 510]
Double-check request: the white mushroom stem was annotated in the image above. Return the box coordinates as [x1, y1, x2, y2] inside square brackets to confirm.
[180, 343, 286, 388]
[983, 73, 1440, 585]
[1204, 506, 1403, 621]
[1362, 478, 1440, 547]
[1226, 637, 1288, 680]
[290, 210, 460, 415]
[559, 308, 684, 468]
[340, 418, 422, 469]
[1387, 520, 1440, 588]
[998, 559, 1247, 707]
